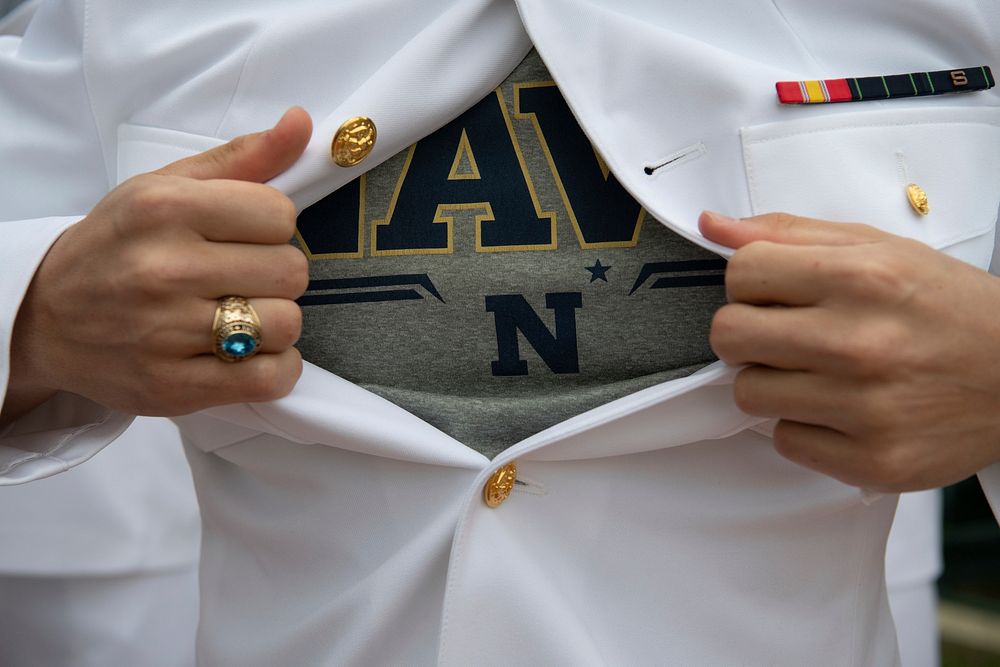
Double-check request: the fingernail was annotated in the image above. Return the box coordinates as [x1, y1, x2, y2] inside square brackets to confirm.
[705, 210, 739, 224]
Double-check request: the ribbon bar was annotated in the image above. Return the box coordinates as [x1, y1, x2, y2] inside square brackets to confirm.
[776, 65, 994, 104]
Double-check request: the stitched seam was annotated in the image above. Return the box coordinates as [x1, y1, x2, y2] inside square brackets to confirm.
[0, 415, 107, 476]
[212, 24, 271, 138]
[437, 478, 480, 666]
[80, 0, 112, 189]
[745, 119, 1000, 147]
[742, 128, 762, 216]
[746, 137, 994, 246]
[742, 122, 999, 247]
[768, 0, 824, 71]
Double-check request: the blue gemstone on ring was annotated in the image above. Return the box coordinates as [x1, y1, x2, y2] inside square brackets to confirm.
[221, 333, 257, 358]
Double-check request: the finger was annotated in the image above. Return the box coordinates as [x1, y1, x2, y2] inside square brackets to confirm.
[130, 239, 308, 301]
[192, 297, 302, 356]
[173, 347, 303, 411]
[726, 241, 832, 306]
[699, 210, 888, 251]
[770, 420, 875, 489]
[186, 243, 308, 299]
[181, 179, 299, 244]
[711, 303, 852, 371]
[151, 297, 302, 357]
[733, 366, 860, 432]
[156, 107, 312, 183]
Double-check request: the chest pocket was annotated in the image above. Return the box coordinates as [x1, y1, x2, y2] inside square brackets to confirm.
[740, 105, 1000, 269]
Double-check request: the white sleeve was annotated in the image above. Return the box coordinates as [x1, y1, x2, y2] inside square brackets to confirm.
[0, 1, 131, 484]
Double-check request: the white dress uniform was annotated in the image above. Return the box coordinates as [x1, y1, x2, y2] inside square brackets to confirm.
[887, 490, 944, 667]
[1, 1, 999, 665]
[0, 4, 200, 666]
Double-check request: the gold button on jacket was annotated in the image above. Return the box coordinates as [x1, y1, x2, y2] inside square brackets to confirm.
[484, 463, 518, 508]
[331, 116, 377, 167]
[906, 183, 930, 216]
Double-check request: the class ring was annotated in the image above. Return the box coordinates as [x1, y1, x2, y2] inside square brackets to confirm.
[212, 296, 262, 362]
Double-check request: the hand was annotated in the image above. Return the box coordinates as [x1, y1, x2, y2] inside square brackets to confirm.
[702, 210, 1000, 492]
[2, 107, 313, 421]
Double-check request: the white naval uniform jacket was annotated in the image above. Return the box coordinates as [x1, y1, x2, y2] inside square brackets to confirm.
[0, 0, 201, 580]
[2, 1, 999, 664]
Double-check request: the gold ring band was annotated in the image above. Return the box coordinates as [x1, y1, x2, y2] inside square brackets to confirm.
[212, 296, 262, 362]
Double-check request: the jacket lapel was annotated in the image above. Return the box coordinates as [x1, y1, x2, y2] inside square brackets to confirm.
[198, 362, 488, 469]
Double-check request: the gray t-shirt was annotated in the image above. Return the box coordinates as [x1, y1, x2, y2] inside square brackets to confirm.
[294, 50, 726, 458]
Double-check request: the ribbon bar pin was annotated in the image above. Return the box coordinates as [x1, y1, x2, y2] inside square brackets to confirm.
[776, 65, 994, 105]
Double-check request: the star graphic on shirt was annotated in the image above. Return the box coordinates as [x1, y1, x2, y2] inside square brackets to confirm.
[585, 259, 611, 283]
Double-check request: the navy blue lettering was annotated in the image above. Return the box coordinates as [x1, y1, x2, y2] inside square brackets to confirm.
[296, 177, 363, 257]
[517, 84, 643, 245]
[376, 91, 553, 253]
[485, 293, 582, 376]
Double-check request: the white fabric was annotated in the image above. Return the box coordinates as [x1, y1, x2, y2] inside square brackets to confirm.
[886, 491, 943, 667]
[1, 1, 998, 664]
[0, 565, 198, 667]
[887, 582, 940, 667]
[0, 417, 199, 574]
[886, 491, 943, 590]
[0, 0, 200, 579]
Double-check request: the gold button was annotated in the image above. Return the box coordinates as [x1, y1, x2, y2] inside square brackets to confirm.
[483, 462, 518, 508]
[906, 183, 929, 216]
[331, 116, 377, 167]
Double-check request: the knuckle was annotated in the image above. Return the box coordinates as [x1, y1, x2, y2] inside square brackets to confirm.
[850, 387, 897, 434]
[725, 241, 777, 301]
[211, 136, 248, 169]
[833, 336, 880, 373]
[836, 249, 911, 303]
[724, 249, 750, 289]
[279, 245, 310, 296]
[727, 241, 766, 277]
[709, 305, 741, 359]
[731, 371, 759, 414]
[271, 301, 303, 347]
[246, 357, 282, 402]
[125, 177, 183, 227]
[865, 443, 912, 489]
[244, 354, 299, 402]
[131, 247, 193, 296]
[284, 350, 304, 393]
[272, 192, 299, 239]
[828, 321, 904, 376]
[770, 421, 802, 460]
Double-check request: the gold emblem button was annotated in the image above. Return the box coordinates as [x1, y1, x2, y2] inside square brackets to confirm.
[483, 462, 518, 508]
[331, 116, 377, 167]
[906, 183, 929, 216]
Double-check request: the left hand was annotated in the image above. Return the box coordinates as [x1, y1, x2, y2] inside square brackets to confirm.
[701, 210, 1000, 492]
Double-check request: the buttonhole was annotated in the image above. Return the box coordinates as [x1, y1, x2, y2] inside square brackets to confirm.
[644, 142, 707, 177]
[513, 474, 547, 497]
[895, 151, 910, 184]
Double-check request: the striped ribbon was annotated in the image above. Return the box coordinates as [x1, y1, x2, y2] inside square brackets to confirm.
[776, 65, 994, 104]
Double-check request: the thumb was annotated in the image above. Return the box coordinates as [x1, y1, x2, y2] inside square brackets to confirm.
[699, 210, 888, 250]
[156, 106, 312, 182]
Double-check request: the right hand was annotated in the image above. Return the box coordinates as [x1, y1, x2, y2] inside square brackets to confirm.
[3, 107, 313, 419]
